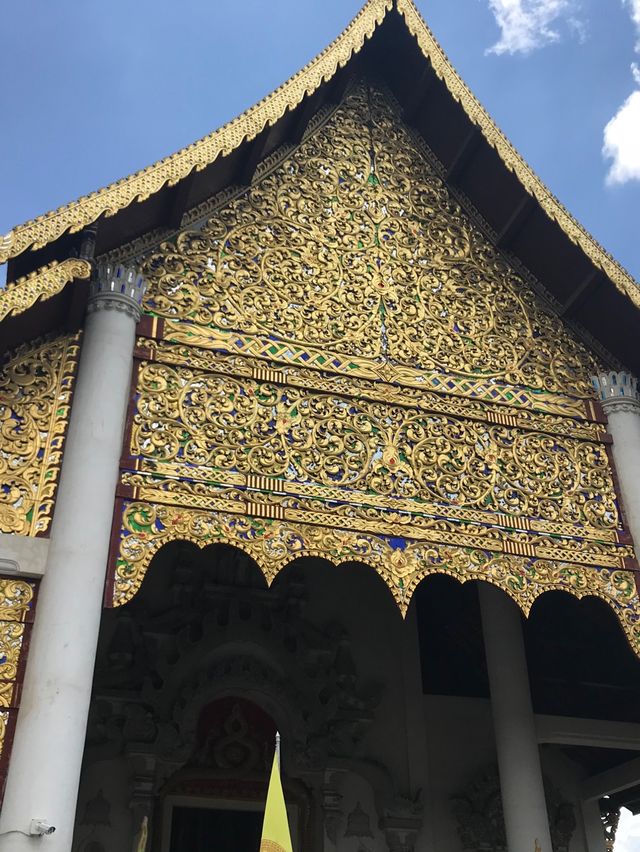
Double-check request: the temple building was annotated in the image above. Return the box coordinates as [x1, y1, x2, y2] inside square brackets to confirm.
[2, 1, 640, 850]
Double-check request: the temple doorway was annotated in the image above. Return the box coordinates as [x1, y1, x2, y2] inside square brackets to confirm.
[160, 696, 275, 852]
[168, 805, 262, 852]
[76, 542, 409, 852]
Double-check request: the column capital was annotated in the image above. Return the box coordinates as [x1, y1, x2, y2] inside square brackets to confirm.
[591, 371, 640, 414]
[88, 263, 147, 322]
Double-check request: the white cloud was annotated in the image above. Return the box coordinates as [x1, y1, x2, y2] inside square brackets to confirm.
[603, 85, 640, 185]
[613, 807, 640, 852]
[623, 0, 640, 49]
[602, 0, 640, 185]
[485, 0, 581, 55]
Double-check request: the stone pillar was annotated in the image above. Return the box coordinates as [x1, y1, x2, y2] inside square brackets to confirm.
[0, 265, 145, 852]
[478, 583, 553, 852]
[580, 800, 607, 852]
[592, 372, 640, 548]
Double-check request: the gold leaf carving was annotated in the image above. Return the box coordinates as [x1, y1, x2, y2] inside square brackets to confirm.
[113, 85, 637, 654]
[141, 85, 599, 396]
[0, 259, 91, 323]
[0, 0, 392, 262]
[113, 502, 640, 659]
[396, 0, 640, 307]
[2, 0, 637, 316]
[131, 359, 617, 532]
[0, 578, 35, 760]
[140, 336, 604, 437]
[0, 333, 81, 536]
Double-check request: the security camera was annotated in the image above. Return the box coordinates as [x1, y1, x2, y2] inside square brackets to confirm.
[29, 820, 56, 836]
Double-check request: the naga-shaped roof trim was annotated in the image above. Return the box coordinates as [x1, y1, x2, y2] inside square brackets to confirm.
[1, 0, 638, 305]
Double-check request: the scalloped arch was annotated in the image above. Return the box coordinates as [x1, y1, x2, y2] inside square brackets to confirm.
[111, 502, 640, 659]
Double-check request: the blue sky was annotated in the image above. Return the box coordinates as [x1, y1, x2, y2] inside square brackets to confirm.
[1, 0, 639, 289]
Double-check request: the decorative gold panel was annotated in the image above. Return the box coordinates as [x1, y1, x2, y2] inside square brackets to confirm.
[142, 85, 599, 397]
[0, 259, 91, 323]
[159, 322, 594, 420]
[131, 361, 617, 531]
[0, 578, 35, 762]
[110, 84, 639, 653]
[0, 334, 80, 536]
[113, 501, 640, 658]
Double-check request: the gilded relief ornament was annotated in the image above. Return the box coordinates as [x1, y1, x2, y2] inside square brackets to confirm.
[0, 579, 35, 760]
[141, 84, 599, 396]
[112, 501, 640, 659]
[2, 0, 636, 316]
[130, 361, 618, 531]
[108, 84, 639, 652]
[0, 258, 91, 323]
[0, 333, 81, 536]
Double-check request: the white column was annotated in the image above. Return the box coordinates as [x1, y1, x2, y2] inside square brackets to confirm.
[0, 265, 145, 852]
[592, 372, 640, 548]
[580, 800, 607, 852]
[478, 582, 553, 852]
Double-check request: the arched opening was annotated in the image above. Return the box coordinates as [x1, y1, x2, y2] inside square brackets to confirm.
[157, 696, 314, 852]
[76, 542, 424, 852]
[412, 577, 640, 849]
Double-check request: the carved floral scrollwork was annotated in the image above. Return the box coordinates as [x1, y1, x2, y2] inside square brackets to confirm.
[0, 333, 80, 536]
[0, 258, 91, 323]
[0, 578, 35, 761]
[110, 84, 639, 650]
[141, 84, 599, 396]
[113, 501, 640, 660]
[131, 362, 618, 530]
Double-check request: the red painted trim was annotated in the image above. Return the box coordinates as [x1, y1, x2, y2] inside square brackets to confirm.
[137, 315, 165, 341]
[585, 397, 608, 425]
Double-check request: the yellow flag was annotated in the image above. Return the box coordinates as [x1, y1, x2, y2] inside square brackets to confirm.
[260, 742, 293, 852]
[135, 815, 148, 852]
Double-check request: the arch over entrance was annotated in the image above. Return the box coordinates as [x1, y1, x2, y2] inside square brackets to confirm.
[81, 540, 420, 852]
[109, 505, 640, 658]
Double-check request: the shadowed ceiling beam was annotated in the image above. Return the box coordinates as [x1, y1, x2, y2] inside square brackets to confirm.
[581, 755, 640, 801]
[290, 91, 323, 144]
[237, 125, 279, 186]
[166, 172, 197, 229]
[496, 194, 536, 249]
[445, 126, 482, 182]
[559, 268, 603, 318]
[402, 67, 437, 123]
[326, 63, 358, 105]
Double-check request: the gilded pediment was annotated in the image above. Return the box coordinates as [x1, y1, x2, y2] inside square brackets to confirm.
[141, 84, 598, 398]
[110, 84, 639, 656]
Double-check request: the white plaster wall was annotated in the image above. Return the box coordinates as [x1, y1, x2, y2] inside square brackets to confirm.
[335, 771, 386, 852]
